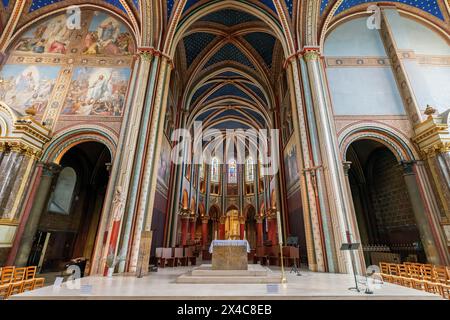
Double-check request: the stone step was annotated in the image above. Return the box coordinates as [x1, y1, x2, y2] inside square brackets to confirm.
[176, 274, 281, 284]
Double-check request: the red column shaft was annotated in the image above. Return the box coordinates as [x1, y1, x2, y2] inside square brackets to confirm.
[201, 222, 208, 246]
[256, 221, 263, 247]
[240, 224, 245, 240]
[190, 219, 196, 241]
[181, 218, 188, 246]
[103, 220, 121, 276]
[219, 223, 225, 240]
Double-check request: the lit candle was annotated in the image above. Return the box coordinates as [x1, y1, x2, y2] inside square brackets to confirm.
[277, 211, 283, 244]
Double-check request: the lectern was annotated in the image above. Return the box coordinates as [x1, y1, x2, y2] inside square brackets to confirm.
[340, 242, 360, 292]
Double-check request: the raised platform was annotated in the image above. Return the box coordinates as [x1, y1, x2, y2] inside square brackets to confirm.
[10, 266, 442, 300]
[176, 264, 280, 284]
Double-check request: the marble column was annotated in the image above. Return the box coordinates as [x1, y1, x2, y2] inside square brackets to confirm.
[3, 150, 37, 221]
[14, 163, 60, 266]
[401, 161, 441, 265]
[0, 145, 24, 218]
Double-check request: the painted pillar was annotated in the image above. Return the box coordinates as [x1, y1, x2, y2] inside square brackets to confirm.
[285, 58, 320, 271]
[90, 53, 150, 275]
[14, 163, 60, 266]
[302, 48, 365, 274]
[127, 55, 172, 275]
[401, 161, 443, 265]
[169, 110, 189, 247]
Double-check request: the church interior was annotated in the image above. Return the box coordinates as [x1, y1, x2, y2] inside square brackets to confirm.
[0, 0, 450, 300]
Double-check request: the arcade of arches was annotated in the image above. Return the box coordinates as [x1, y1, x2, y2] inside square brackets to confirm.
[0, 1, 449, 278]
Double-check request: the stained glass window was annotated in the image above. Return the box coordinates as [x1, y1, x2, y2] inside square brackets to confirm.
[246, 157, 255, 182]
[211, 157, 219, 183]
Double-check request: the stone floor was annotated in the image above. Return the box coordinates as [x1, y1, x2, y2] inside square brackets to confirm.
[10, 265, 442, 300]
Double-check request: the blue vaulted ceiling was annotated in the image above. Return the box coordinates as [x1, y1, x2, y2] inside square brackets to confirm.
[183, 32, 216, 67]
[243, 32, 276, 67]
[322, 0, 444, 20]
[199, 8, 260, 26]
[182, 1, 277, 16]
[206, 84, 253, 102]
[29, 0, 128, 13]
[204, 43, 256, 70]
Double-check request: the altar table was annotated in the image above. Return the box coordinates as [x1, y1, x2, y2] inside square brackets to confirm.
[209, 240, 250, 270]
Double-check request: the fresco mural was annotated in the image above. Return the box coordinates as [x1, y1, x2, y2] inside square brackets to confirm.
[83, 12, 135, 55]
[62, 67, 131, 116]
[284, 136, 299, 189]
[0, 64, 60, 114]
[14, 14, 74, 54]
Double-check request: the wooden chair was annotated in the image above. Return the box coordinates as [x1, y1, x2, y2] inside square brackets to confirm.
[21, 279, 35, 292]
[397, 264, 413, 288]
[33, 278, 45, 290]
[0, 266, 14, 285]
[25, 266, 37, 280]
[388, 264, 402, 285]
[162, 248, 175, 267]
[268, 246, 280, 266]
[254, 247, 268, 266]
[440, 284, 450, 300]
[155, 247, 164, 268]
[13, 267, 27, 282]
[429, 266, 448, 296]
[7, 281, 24, 297]
[185, 247, 196, 266]
[379, 262, 391, 282]
[174, 247, 187, 266]
[420, 264, 438, 294]
[409, 264, 425, 290]
[0, 283, 10, 300]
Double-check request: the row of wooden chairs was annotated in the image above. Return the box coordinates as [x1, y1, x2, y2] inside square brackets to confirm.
[155, 247, 197, 268]
[0, 266, 46, 299]
[379, 262, 450, 299]
[254, 246, 300, 267]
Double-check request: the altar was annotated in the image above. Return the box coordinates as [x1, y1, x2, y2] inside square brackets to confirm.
[209, 240, 250, 270]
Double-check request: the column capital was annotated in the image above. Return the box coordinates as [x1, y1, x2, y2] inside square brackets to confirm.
[302, 46, 322, 62]
[413, 107, 450, 158]
[343, 161, 352, 176]
[178, 207, 191, 218]
[40, 162, 61, 177]
[137, 47, 174, 69]
[400, 160, 416, 176]
[201, 216, 210, 224]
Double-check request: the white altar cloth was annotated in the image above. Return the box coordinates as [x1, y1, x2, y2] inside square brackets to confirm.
[209, 240, 251, 254]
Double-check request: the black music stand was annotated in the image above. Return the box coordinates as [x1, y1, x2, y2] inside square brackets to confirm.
[340, 242, 361, 292]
